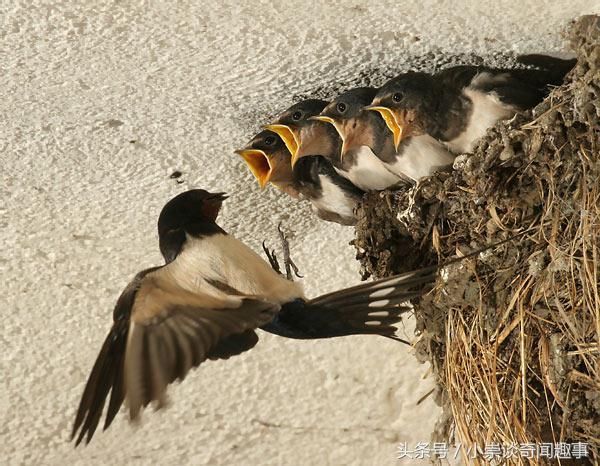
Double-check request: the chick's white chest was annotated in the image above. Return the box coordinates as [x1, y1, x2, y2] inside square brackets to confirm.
[312, 175, 356, 218]
[337, 146, 401, 190]
[446, 87, 516, 153]
[387, 135, 455, 181]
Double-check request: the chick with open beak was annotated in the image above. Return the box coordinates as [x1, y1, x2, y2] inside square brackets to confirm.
[371, 56, 576, 155]
[365, 103, 415, 153]
[313, 87, 406, 190]
[367, 72, 438, 151]
[235, 130, 299, 198]
[263, 99, 340, 168]
[362, 73, 456, 181]
[314, 86, 455, 184]
[236, 130, 364, 226]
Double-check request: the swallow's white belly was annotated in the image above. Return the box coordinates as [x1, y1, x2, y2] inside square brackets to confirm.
[336, 146, 402, 191]
[386, 135, 455, 181]
[164, 233, 304, 303]
[446, 86, 516, 153]
[311, 175, 357, 219]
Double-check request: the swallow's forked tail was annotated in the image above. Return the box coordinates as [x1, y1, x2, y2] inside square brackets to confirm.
[262, 265, 439, 340]
[264, 234, 525, 340]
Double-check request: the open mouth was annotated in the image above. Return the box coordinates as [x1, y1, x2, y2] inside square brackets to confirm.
[309, 115, 348, 160]
[366, 106, 407, 151]
[234, 149, 272, 188]
[263, 124, 299, 160]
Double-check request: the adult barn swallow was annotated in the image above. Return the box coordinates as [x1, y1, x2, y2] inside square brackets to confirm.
[316, 87, 455, 183]
[370, 55, 575, 154]
[236, 130, 364, 225]
[72, 189, 440, 444]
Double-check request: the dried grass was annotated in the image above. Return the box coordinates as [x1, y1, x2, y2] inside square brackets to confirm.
[353, 15, 599, 465]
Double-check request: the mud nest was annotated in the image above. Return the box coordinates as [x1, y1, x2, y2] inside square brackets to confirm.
[353, 15, 599, 464]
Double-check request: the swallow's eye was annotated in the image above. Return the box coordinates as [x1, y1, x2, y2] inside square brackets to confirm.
[336, 102, 347, 113]
[264, 136, 275, 145]
[392, 92, 404, 103]
[292, 111, 302, 121]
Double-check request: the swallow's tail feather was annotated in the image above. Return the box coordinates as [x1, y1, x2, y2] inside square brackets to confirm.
[261, 266, 438, 339]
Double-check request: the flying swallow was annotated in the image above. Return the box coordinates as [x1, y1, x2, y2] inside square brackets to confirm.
[72, 189, 441, 444]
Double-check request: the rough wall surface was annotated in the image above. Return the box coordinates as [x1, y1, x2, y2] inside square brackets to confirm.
[1, 1, 597, 465]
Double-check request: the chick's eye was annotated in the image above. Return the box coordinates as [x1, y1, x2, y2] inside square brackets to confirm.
[336, 102, 347, 113]
[292, 111, 302, 121]
[393, 92, 404, 103]
[264, 136, 275, 145]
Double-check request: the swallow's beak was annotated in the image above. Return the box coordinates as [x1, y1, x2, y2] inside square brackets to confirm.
[337, 119, 366, 160]
[310, 115, 347, 161]
[366, 105, 409, 151]
[234, 149, 273, 189]
[290, 142, 306, 167]
[208, 192, 229, 202]
[308, 115, 335, 125]
[262, 124, 299, 163]
[201, 192, 228, 222]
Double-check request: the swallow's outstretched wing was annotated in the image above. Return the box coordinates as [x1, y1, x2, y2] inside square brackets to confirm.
[71, 266, 277, 446]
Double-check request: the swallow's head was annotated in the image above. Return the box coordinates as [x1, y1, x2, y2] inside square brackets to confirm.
[367, 73, 432, 150]
[158, 189, 228, 235]
[263, 99, 328, 166]
[157, 189, 228, 263]
[235, 130, 294, 190]
[313, 87, 379, 159]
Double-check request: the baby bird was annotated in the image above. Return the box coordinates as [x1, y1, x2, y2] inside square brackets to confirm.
[370, 55, 575, 154]
[316, 87, 455, 183]
[236, 130, 364, 225]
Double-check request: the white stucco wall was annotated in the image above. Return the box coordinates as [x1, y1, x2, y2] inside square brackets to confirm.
[1, 1, 597, 465]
